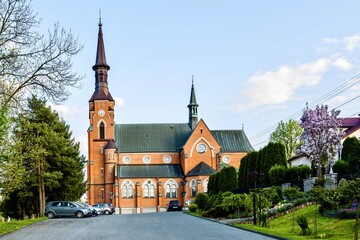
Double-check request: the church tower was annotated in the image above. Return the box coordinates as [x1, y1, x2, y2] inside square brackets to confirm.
[187, 78, 199, 129]
[87, 19, 116, 205]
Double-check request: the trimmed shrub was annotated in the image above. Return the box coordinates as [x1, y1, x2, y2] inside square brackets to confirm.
[268, 164, 286, 186]
[188, 203, 198, 213]
[296, 214, 312, 235]
[194, 193, 209, 210]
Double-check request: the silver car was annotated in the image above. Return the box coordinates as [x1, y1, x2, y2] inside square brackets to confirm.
[45, 201, 92, 219]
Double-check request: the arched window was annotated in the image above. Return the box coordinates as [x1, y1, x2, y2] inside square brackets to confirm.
[144, 185, 149, 197]
[190, 180, 197, 197]
[121, 180, 134, 198]
[149, 184, 155, 198]
[164, 179, 178, 198]
[99, 122, 105, 139]
[143, 180, 156, 198]
[203, 179, 209, 193]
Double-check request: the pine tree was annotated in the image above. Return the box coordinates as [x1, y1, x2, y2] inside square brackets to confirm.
[0, 96, 86, 218]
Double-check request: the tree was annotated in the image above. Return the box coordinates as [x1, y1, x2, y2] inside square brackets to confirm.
[222, 194, 243, 217]
[300, 104, 343, 180]
[0, 96, 86, 218]
[0, 0, 83, 109]
[218, 166, 238, 193]
[341, 137, 360, 172]
[270, 119, 303, 160]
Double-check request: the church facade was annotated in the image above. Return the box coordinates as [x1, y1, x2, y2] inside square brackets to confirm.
[87, 21, 254, 214]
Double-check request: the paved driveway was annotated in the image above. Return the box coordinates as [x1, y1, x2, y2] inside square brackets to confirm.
[0, 212, 278, 240]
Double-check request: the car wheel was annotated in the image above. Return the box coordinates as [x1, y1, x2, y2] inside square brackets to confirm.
[94, 211, 98, 217]
[47, 212, 55, 219]
[104, 210, 110, 215]
[76, 211, 84, 218]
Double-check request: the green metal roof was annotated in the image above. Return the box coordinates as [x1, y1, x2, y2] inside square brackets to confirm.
[117, 164, 184, 178]
[186, 162, 215, 177]
[114, 123, 192, 152]
[211, 130, 254, 152]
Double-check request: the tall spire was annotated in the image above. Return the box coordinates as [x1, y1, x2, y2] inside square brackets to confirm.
[188, 76, 199, 129]
[89, 18, 114, 102]
[92, 15, 109, 71]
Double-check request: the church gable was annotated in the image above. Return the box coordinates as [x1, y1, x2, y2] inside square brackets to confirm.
[182, 119, 221, 175]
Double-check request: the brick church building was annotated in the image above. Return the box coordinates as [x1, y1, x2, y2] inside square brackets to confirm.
[87, 21, 254, 214]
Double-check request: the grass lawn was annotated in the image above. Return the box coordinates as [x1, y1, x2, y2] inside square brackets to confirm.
[0, 217, 47, 236]
[236, 205, 356, 240]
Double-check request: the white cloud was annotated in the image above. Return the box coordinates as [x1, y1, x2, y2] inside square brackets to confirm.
[114, 96, 125, 108]
[344, 34, 360, 52]
[75, 135, 88, 159]
[323, 34, 360, 52]
[48, 103, 71, 117]
[333, 57, 353, 70]
[233, 57, 350, 111]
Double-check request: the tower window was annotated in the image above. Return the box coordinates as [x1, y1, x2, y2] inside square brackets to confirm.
[99, 122, 105, 139]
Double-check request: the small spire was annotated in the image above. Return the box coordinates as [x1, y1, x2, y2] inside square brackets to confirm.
[242, 123, 244, 130]
[99, 9, 102, 26]
[188, 77, 199, 129]
[192, 75, 194, 84]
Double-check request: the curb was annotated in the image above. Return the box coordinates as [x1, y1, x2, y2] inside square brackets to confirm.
[183, 212, 288, 240]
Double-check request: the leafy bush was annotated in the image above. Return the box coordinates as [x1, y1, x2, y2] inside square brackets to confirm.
[339, 178, 360, 207]
[194, 193, 209, 210]
[259, 213, 269, 227]
[283, 186, 304, 201]
[214, 205, 229, 218]
[188, 204, 198, 213]
[259, 187, 281, 205]
[285, 165, 311, 185]
[296, 214, 312, 235]
[205, 194, 217, 210]
[338, 178, 348, 189]
[222, 191, 233, 198]
[332, 160, 349, 175]
[204, 208, 215, 218]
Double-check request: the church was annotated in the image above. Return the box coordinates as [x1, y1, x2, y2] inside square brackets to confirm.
[87, 21, 254, 214]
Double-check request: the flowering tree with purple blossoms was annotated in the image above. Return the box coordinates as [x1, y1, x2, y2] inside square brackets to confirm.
[300, 104, 344, 180]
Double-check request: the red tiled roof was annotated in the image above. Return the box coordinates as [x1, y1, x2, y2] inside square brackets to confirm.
[339, 117, 360, 137]
[339, 117, 360, 127]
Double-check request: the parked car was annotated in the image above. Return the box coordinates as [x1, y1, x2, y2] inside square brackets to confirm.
[75, 202, 100, 216]
[44, 201, 92, 219]
[92, 202, 115, 215]
[166, 200, 182, 211]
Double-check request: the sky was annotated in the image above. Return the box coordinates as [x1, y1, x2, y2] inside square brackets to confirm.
[31, 1, 360, 158]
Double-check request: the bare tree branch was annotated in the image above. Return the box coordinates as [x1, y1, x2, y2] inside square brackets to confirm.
[0, 0, 84, 108]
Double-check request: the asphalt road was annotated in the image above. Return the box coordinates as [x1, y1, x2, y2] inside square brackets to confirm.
[0, 212, 278, 240]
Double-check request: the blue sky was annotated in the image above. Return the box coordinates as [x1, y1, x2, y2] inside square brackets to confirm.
[31, 1, 360, 157]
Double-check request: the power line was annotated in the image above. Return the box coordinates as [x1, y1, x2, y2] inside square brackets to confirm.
[249, 73, 360, 143]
